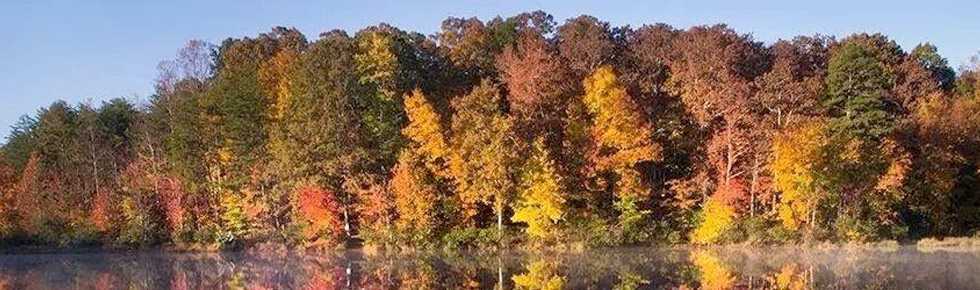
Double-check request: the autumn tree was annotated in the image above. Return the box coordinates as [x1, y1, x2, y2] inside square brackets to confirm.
[512, 138, 567, 240]
[582, 66, 662, 238]
[753, 36, 830, 216]
[294, 185, 343, 245]
[496, 30, 574, 141]
[273, 30, 367, 242]
[437, 17, 502, 90]
[556, 15, 619, 78]
[771, 121, 828, 231]
[355, 24, 438, 170]
[0, 154, 17, 237]
[391, 89, 456, 245]
[667, 25, 771, 239]
[449, 80, 519, 231]
[402, 89, 452, 177]
[390, 150, 445, 245]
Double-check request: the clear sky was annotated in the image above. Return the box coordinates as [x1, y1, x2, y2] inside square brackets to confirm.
[1, 0, 978, 140]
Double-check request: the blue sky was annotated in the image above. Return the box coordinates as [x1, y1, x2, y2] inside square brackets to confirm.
[1, 0, 978, 140]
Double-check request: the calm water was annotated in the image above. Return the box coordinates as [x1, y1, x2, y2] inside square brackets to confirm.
[0, 247, 977, 289]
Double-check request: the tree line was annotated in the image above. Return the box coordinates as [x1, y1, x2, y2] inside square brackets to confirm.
[2, 11, 979, 249]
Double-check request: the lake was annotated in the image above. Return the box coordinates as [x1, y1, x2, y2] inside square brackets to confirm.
[0, 246, 977, 289]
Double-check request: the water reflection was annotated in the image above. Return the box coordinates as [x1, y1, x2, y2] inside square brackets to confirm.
[0, 247, 978, 289]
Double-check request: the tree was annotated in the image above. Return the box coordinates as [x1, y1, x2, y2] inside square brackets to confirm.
[582, 66, 661, 169]
[437, 17, 501, 88]
[582, 66, 662, 237]
[771, 121, 828, 231]
[666, 25, 770, 211]
[496, 31, 574, 142]
[512, 138, 566, 240]
[294, 185, 343, 244]
[556, 15, 618, 78]
[449, 80, 519, 230]
[690, 181, 740, 244]
[402, 89, 451, 177]
[0, 155, 18, 237]
[390, 150, 444, 244]
[910, 43, 955, 92]
[755, 36, 829, 130]
[355, 24, 435, 170]
[1, 115, 37, 172]
[273, 30, 367, 242]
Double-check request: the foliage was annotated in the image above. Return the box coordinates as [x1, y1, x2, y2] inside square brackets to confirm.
[690, 198, 735, 245]
[2, 12, 980, 248]
[449, 80, 519, 225]
[512, 138, 566, 240]
[771, 122, 827, 231]
[294, 185, 343, 244]
[512, 259, 564, 290]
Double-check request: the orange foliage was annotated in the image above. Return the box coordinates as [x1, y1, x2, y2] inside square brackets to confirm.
[344, 174, 393, 236]
[89, 187, 112, 232]
[496, 33, 571, 117]
[14, 154, 42, 229]
[0, 157, 18, 234]
[713, 178, 748, 208]
[295, 185, 343, 241]
[390, 152, 440, 231]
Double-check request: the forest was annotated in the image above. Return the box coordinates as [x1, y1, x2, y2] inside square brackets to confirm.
[1, 11, 979, 250]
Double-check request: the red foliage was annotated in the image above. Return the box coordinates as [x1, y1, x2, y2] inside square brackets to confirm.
[713, 178, 748, 208]
[159, 177, 186, 231]
[296, 186, 343, 240]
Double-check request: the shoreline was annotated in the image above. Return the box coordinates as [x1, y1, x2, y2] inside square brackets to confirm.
[3, 237, 980, 255]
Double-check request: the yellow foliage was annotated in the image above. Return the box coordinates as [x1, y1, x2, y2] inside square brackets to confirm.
[258, 49, 299, 121]
[582, 66, 661, 168]
[512, 259, 564, 290]
[772, 263, 809, 290]
[512, 138, 566, 239]
[691, 198, 734, 244]
[614, 167, 651, 200]
[449, 81, 518, 221]
[402, 89, 451, 176]
[771, 122, 827, 231]
[690, 250, 734, 290]
[355, 30, 399, 97]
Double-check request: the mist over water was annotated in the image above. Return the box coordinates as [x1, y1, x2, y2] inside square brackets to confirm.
[0, 247, 977, 289]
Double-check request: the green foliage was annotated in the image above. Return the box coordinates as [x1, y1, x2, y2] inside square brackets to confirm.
[824, 43, 894, 140]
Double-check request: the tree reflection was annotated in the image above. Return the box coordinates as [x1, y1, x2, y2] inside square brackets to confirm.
[690, 250, 734, 290]
[512, 259, 563, 290]
[0, 248, 974, 289]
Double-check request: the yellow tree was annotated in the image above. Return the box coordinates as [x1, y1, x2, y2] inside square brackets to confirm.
[449, 80, 519, 229]
[392, 89, 455, 244]
[770, 121, 828, 231]
[512, 138, 566, 240]
[402, 89, 451, 177]
[582, 66, 661, 169]
[582, 66, 662, 237]
[690, 196, 735, 245]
